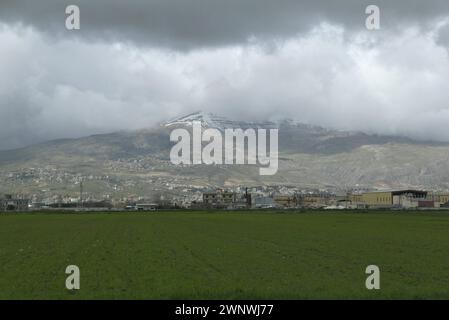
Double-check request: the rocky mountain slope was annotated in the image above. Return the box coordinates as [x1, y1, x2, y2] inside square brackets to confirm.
[1, 111, 449, 197]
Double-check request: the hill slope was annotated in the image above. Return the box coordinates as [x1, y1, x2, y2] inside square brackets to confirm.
[1, 111, 449, 197]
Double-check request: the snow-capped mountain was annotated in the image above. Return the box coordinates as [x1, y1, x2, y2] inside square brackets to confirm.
[2, 111, 449, 196]
[163, 111, 277, 130]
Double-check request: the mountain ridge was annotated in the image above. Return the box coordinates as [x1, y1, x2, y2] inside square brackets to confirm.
[1, 111, 449, 196]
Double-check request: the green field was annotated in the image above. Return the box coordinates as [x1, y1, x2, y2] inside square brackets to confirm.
[1, 210, 449, 299]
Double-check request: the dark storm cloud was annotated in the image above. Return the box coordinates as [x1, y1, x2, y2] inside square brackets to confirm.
[1, 1, 449, 150]
[1, 0, 449, 49]
[437, 22, 449, 47]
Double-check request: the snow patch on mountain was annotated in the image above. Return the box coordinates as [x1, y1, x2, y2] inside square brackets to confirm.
[163, 111, 277, 130]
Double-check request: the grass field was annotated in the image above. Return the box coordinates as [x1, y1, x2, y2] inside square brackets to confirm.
[1, 210, 449, 299]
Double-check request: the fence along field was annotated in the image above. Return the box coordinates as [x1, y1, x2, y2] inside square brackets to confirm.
[0, 210, 449, 299]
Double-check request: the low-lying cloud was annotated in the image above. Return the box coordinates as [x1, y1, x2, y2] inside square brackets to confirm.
[1, 2, 449, 149]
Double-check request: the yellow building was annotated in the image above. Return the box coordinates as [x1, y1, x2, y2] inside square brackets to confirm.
[350, 194, 363, 204]
[362, 191, 393, 207]
[435, 194, 449, 205]
[298, 193, 333, 207]
[357, 190, 428, 208]
[273, 195, 297, 208]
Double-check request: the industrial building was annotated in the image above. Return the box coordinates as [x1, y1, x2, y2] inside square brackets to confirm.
[361, 191, 394, 208]
[253, 196, 275, 208]
[273, 195, 297, 208]
[202, 189, 251, 209]
[351, 190, 429, 209]
[0, 194, 29, 211]
[135, 203, 158, 211]
[203, 191, 236, 207]
[298, 193, 333, 207]
[433, 193, 449, 207]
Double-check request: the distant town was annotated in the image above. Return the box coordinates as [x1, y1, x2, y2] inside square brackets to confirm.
[2, 184, 449, 212]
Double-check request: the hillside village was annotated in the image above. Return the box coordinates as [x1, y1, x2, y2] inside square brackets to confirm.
[3, 112, 449, 212]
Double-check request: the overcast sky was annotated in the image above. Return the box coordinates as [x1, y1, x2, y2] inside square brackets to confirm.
[1, 1, 449, 149]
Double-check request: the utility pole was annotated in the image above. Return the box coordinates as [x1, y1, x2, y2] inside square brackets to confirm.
[79, 180, 83, 208]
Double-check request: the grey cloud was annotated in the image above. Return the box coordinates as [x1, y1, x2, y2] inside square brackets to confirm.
[2, 22, 449, 150]
[437, 22, 449, 47]
[1, 0, 449, 50]
[2, 2, 449, 150]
